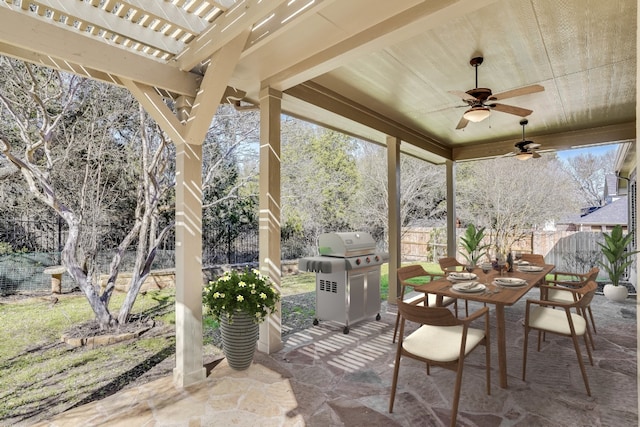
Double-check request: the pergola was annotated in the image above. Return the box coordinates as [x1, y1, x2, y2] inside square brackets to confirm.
[0, 0, 636, 388]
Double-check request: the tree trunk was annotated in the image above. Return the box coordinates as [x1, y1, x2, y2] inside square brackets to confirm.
[60, 211, 114, 328]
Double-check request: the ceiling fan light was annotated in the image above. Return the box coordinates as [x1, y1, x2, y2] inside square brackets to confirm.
[516, 151, 533, 160]
[463, 107, 491, 122]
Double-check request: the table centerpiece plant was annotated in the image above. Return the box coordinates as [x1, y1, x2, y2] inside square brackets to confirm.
[203, 267, 280, 370]
[459, 224, 490, 267]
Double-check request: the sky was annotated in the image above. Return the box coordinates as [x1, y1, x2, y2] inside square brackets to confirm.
[556, 144, 618, 162]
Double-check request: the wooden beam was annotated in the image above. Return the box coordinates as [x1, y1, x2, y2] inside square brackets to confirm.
[0, 6, 199, 96]
[286, 82, 451, 159]
[32, 0, 185, 54]
[185, 29, 250, 144]
[453, 122, 636, 161]
[122, 79, 188, 145]
[176, 0, 289, 71]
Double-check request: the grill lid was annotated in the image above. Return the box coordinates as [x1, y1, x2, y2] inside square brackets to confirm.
[318, 232, 376, 257]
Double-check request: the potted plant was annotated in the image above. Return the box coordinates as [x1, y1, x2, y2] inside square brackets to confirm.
[459, 224, 490, 266]
[597, 225, 639, 302]
[203, 267, 280, 370]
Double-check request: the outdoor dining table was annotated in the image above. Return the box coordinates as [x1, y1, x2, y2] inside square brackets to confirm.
[412, 263, 555, 388]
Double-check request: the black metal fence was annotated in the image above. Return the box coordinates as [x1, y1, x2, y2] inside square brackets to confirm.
[0, 217, 315, 295]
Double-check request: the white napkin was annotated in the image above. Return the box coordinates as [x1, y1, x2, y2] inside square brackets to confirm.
[459, 281, 480, 289]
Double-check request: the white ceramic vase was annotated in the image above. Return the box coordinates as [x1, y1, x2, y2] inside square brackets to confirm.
[603, 284, 628, 302]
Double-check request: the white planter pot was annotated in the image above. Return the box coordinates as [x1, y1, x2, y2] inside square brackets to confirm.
[603, 284, 628, 302]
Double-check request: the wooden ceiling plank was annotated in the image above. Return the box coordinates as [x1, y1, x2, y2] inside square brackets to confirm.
[185, 29, 251, 144]
[264, 0, 498, 91]
[176, 0, 289, 72]
[125, 0, 209, 34]
[0, 6, 199, 96]
[30, 0, 184, 55]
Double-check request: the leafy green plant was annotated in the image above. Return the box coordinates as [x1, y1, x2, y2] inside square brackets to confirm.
[597, 225, 639, 286]
[203, 268, 280, 323]
[459, 224, 490, 266]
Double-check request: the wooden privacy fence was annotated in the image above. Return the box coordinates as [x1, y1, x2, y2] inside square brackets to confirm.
[402, 228, 613, 279]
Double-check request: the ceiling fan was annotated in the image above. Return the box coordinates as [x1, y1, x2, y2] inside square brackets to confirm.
[449, 56, 544, 130]
[506, 119, 541, 160]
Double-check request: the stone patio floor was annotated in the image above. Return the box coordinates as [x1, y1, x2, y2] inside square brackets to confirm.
[34, 289, 637, 426]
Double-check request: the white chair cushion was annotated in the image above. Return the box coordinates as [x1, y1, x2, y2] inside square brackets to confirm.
[529, 306, 586, 336]
[402, 294, 455, 307]
[425, 294, 456, 307]
[403, 294, 425, 304]
[547, 288, 576, 303]
[402, 324, 485, 362]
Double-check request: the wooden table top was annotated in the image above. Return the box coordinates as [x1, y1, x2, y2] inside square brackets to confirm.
[412, 264, 555, 306]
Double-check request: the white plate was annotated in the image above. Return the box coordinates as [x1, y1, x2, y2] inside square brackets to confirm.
[447, 272, 477, 281]
[494, 277, 527, 287]
[518, 265, 544, 272]
[452, 282, 485, 293]
[515, 260, 530, 265]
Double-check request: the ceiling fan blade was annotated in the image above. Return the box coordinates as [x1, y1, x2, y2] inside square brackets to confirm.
[448, 90, 478, 102]
[488, 84, 544, 101]
[532, 150, 541, 159]
[491, 103, 533, 117]
[455, 116, 470, 130]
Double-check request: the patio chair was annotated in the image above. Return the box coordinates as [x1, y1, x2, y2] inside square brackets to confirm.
[543, 267, 600, 339]
[438, 257, 470, 315]
[520, 253, 545, 265]
[392, 265, 455, 343]
[389, 300, 491, 427]
[438, 256, 466, 273]
[522, 280, 597, 396]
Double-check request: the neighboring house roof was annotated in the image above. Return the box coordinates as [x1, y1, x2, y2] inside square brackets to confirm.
[557, 196, 628, 226]
[576, 196, 628, 225]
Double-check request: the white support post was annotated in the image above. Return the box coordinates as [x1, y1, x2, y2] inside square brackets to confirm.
[257, 87, 283, 354]
[446, 160, 457, 257]
[387, 136, 401, 303]
[173, 140, 206, 387]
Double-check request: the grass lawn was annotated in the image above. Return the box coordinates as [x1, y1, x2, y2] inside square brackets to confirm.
[0, 261, 443, 424]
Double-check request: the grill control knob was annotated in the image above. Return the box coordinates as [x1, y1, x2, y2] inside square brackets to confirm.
[366, 257, 371, 263]
[375, 255, 380, 262]
[355, 258, 361, 265]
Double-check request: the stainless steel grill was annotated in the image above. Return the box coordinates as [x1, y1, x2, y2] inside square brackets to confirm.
[298, 232, 388, 334]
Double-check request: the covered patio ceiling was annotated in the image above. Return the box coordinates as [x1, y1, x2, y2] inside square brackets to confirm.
[0, 0, 635, 164]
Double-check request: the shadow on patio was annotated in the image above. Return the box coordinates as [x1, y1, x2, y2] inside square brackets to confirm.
[36, 290, 637, 426]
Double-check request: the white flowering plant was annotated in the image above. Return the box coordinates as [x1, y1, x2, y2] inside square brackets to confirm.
[203, 268, 280, 323]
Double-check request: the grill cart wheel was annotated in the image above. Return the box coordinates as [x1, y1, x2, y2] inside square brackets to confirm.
[313, 318, 319, 326]
[343, 326, 350, 334]
[376, 313, 381, 321]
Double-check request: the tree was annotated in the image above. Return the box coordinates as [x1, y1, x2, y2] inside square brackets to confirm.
[354, 142, 446, 238]
[281, 125, 361, 243]
[202, 105, 259, 252]
[562, 150, 615, 207]
[0, 58, 260, 328]
[456, 154, 578, 256]
[0, 59, 174, 328]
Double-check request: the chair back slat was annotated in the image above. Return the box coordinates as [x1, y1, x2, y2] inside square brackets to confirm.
[586, 267, 599, 281]
[438, 257, 463, 272]
[397, 265, 429, 283]
[397, 300, 459, 327]
[576, 280, 598, 307]
[521, 253, 545, 264]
